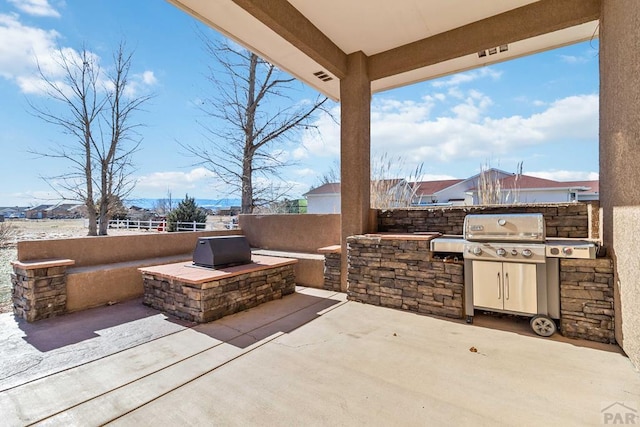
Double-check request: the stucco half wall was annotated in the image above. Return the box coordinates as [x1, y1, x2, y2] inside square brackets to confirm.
[239, 214, 340, 253]
[17, 230, 241, 312]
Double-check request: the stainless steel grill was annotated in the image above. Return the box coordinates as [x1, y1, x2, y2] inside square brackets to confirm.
[430, 212, 598, 336]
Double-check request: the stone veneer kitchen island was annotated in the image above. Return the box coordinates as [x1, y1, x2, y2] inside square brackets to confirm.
[346, 231, 614, 344]
[140, 255, 297, 323]
[347, 233, 464, 319]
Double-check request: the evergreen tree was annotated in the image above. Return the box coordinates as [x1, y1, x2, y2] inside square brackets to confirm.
[166, 194, 207, 232]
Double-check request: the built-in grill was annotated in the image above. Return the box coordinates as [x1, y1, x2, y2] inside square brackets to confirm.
[192, 235, 252, 268]
[430, 212, 597, 336]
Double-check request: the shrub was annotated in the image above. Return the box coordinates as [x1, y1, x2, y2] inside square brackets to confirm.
[166, 194, 207, 232]
[0, 222, 16, 248]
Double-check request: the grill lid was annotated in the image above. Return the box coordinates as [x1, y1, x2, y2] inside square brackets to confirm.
[463, 213, 545, 243]
[193, 235, 252, 268]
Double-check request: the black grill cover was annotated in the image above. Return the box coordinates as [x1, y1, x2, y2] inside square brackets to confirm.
[192, 235, 252, 268]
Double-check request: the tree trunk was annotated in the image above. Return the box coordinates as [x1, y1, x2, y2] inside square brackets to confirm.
[86, 201, 97, 236]
[241, 155, 253, 213]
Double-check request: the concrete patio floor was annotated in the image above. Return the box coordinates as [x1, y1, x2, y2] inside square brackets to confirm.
[1, 287, 638, 426]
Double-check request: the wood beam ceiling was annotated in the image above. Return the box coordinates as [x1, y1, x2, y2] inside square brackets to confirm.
[232, 0, 348, 79]
[368, 0, 601, 81]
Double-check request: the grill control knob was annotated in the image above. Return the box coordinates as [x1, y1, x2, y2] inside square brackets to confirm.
[511, 249, 518, 256]
[498, 219, 507, 226]
[472, 246, 483, 256]
[563, 247, 573, 256]
[522, 249, 533, 258]
[496, 248, 506, 257]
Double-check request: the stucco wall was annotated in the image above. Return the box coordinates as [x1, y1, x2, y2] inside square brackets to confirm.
[239, 214, 340, 253]
[17, 230, 238, 267]
[16, 230, 241, 313]
[600, 0, 640, 369]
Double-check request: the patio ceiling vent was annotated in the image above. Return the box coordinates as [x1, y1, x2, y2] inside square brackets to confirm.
[313, 70, 334, 82]
[478, 44, 509, 58]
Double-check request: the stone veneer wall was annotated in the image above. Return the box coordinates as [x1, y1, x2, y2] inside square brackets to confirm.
[142, 264, 296, 323]
[347, 235, 463, 319]
[560, 258, 615, 343]
[378, 203, 597, 239]
[11, 260, 73, 322]
[323, 252, 342, 292]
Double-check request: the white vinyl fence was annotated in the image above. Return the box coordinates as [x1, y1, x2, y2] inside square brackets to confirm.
[107, 219, 209, 231]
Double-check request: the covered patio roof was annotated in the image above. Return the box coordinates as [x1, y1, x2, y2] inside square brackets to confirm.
[168, 0, 600, 100]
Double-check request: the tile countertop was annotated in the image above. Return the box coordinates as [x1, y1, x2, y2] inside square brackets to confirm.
[138, 255, 297, 286]
[359, 232, 442, 241]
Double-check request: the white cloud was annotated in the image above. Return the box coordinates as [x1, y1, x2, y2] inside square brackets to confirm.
[295, 106, 340, 160]
[527, 170, 599, 181]
[124, 70, 159, 97]
[0, 14, 157, 97]
[431, 67, 502, 88]
[7, 0, 60, 18]
[140, 70, 157, 85]
[301, 89, 598, 178]
[0, 13, 61, 80]
[134, 168, 219, 196]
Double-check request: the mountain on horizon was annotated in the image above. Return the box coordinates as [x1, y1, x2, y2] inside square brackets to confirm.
[126, 198, 241, 210]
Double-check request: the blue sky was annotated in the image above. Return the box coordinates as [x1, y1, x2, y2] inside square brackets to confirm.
[0, 0, 599, 207]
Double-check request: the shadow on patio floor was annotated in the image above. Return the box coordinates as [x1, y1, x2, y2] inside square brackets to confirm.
[191, 291, 343, 348]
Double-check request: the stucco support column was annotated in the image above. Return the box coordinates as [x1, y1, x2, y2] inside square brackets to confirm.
[340, 51, 371, 292]
[600, 0, 640, 367]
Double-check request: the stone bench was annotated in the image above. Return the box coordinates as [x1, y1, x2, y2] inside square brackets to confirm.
[65, 254, 193, 312]
[11, 255, 197, 322]
[11, 258, 75, 322]
[318, 245, 341, 292]
[251, 249, 325, 288]
[139, 255, 297, 323]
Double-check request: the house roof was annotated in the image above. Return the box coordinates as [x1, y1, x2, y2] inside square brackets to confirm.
[305, 179, 406, 196]
[304, 183, 341, 196]
[414, 179, 464, 196]
[468, 174, 599, 192]
[563, 180, 599, 193]
[168, 0, 600, 101]
[46, 204, 80, 211]
[27, 204, 52, 211]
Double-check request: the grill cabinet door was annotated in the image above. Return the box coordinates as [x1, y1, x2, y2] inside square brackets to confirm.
[472, 260, 538, 315]
[502, 262, 537, 314]
[472, 261, 503, 311]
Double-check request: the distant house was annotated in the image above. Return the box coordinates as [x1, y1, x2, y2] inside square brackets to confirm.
[0, 207, 27, 218]
[412, 169, 514, 206]
[46, 203, 82, 219]
[26, 205, 53, 219]
[304, 183, 341, 214]
[306, 180, 414, 213]
[127, 205, 155, 221]
[306, 169, 599, 212]
[466, 175, 599, 204]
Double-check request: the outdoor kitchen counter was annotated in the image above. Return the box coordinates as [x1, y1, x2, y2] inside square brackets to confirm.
[361, 232, 442, 241]
[138, 255, 296, 287]
[139, 255, 297, 322]
[347, 233, 464, 320]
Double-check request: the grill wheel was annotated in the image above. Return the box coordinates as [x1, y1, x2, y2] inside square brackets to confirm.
[530, 315, 557, 337]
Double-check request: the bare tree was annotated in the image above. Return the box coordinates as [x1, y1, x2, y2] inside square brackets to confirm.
[315, 159, 340, 187]
[182, 37, 330, 214]
[312, 154, 423, 208]
[152, 189, 174, 216]
[29, 43, 151, 235]
[477, 161, 523, 205]
[370, 153, 423, 208]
